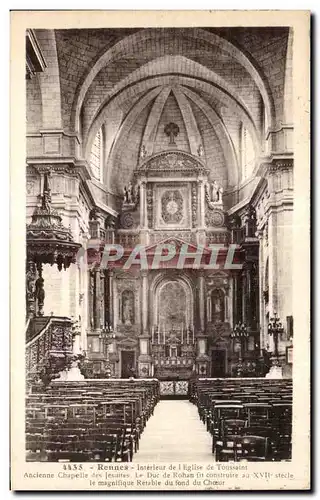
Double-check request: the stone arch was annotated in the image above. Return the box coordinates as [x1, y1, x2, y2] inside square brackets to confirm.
[85, 76, 258, 192]
[150, 272, 195, 328]
[35, 29, 63, 130]
[85, 54, 253, 140]
[72, 28, 275, 136]
[283, 27, 293, 125]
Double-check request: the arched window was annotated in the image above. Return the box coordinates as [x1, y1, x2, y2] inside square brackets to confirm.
[90, 128, 103, 181]
[240, 123, 255, 181]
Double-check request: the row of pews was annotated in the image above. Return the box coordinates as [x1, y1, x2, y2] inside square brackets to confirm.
[26, 379, 160, 462]
[190, 378, 293, 462]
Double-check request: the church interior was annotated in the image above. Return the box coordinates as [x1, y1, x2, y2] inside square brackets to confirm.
[25, 26, 293, 462]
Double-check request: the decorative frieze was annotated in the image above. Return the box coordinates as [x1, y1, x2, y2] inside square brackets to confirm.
[138, 150, 208, 175]
[205, 209, 225, 228]
[149, 231, 197, 244]
[146, 183, 153, 228]
[191, 183, 198, 228]
[206, 232, 229, 244]
[116, 232, 140, 248]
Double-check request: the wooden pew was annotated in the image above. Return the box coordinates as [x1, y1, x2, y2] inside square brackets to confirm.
[26, 378, 160, 462]
[190, 377, 293, 461]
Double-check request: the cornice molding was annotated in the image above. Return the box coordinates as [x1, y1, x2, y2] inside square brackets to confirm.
[26, 29, 47, 78]
[265, 124, 294, 141]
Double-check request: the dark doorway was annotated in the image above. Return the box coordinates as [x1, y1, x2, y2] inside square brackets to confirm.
[121, 350, 136, 378]
[211, 349, 226, 377]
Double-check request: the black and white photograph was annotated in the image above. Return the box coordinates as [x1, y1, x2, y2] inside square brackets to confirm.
[10, 10, 310, 491]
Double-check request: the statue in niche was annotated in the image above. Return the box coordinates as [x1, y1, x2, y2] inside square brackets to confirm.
[197, 144, 204, 157]
[42, 191, 51, 212]
[211, 289, 225, 323]
[140, 145, 147, 159]
[122, 290, 134, 326]
[127, 182, 134, 204]
[123, 181, 137, 206]
[26, 262, 37, 300]
[41, 173, 52, 211]
[205, 180, 224, 207]
[245, 206, 257, 237]
[123, 185, 129, 204]
[35, 274, 45, 316]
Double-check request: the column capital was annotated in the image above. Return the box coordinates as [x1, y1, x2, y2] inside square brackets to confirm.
[256, 229, 264, 240]
[138, 178, 147, 186]
[198, 269, 205, 278]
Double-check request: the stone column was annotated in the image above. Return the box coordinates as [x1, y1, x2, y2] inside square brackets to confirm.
[93, 268, 101, 330]
[267, 211, 277, 354]
[206, 295, 212, 323]
[232, 273, 237, 326]
[197, 178, 205, 229]
[88, 270, 94, 329]
[228, 279, 233, 328]
[268, 210, 278, 318]
[140, 180, 146, 228]
[99, 270, 105, 329]
[141, 271, 148, 334]
[198, 272, 205, 332]
[68, 263, 80, 321]
[246, 263, 252, 327]
[103, 270, 109, 329]
[233, 271, 242, 325]
[105, 216, 116, 245]
[265, 160, 293, 361]
[110, 271, 117, 330]
[257, 230, 265, 351]
[241, 269, 247, 324]
[139, 179, 149, 245]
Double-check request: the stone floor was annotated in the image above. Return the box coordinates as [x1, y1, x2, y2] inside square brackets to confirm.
[133, 400, 213, 462]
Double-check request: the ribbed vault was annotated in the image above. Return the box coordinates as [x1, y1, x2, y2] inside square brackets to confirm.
[65, 28, 283, 196]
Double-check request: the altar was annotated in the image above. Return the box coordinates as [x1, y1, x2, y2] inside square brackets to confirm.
[84, 149, 236, 380]
[151, 325, 196, 381]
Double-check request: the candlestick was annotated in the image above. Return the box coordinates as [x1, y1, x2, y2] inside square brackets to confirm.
[187, 326, 190, 345]
[158, 325, 160, 344]
[152, 325, 154, 344]
[181, 323, 184, 344]
[192, 325, 195, 344]
[163, 327, 166, 345]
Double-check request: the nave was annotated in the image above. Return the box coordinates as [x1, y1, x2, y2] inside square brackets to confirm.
[133, 401, 213, 462]
[25, 377, 292, 463]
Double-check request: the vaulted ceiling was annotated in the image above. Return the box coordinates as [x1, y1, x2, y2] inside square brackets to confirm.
[30, 27, 292, 196]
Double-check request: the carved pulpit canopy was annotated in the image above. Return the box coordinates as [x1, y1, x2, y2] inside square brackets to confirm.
[136, 150, 208, 177]
[26, 174, 81, 270]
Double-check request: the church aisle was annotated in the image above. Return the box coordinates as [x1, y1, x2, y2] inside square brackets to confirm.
[133, 400, 213, 462]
